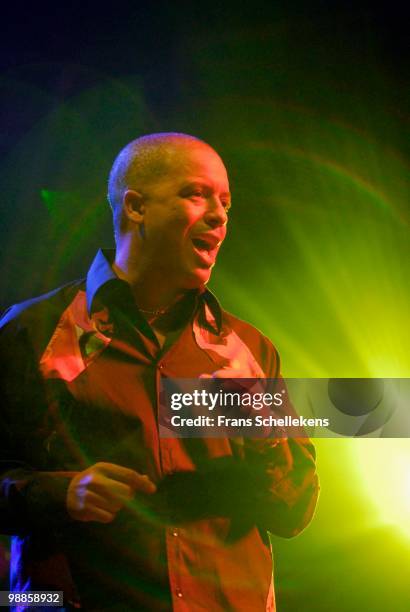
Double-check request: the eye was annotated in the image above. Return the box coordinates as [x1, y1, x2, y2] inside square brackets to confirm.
[191, 189, 205, 198]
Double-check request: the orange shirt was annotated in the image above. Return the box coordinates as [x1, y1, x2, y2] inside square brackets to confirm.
[0, 250, 319, 611]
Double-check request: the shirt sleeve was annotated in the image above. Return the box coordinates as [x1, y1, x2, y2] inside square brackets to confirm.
[0, 316, 74, 535]
[240, 334, 319, 538]
[153, 440, 319, 540]
[241, 435, 319, 538]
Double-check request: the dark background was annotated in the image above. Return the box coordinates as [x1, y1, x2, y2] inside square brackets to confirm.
[1, 1, 408, 307]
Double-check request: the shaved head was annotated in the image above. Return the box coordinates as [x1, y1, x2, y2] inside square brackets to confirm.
[108, 132, 216, 237]
[108, 132, 230, 292]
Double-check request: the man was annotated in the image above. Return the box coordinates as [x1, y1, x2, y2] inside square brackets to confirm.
[0, 133, 318, 611]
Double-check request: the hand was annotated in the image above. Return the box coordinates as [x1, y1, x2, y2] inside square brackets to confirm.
[199, 367, 272, 438]
[66, 462, 156, 524]
[200, 367, 267, 409]
[200, 366, 260, 382]
[200, 367, 265, 395]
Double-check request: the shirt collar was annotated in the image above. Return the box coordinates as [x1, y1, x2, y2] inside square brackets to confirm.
[200, 288, 223, 334]
[86, 248, 128, 315]
[86, 248, 223, 333]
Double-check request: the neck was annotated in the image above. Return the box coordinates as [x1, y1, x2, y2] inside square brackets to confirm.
[113, 250, 188, 313]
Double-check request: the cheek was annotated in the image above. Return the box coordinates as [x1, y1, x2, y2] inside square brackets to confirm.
[145, 203, 200, 249]
[148, 215, 186, 241]
[171, 212, 200, 241]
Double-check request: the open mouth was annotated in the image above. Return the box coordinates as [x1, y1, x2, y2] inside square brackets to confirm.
[191, 237, 220, 268]
[192, 238, 213, 253]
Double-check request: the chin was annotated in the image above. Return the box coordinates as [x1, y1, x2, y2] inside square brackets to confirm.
[182, 268, 212, 289]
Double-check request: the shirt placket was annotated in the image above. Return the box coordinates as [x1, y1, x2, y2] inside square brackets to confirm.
[155, 355, 188, 609]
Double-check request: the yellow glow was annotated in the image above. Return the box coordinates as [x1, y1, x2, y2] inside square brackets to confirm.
[355, 440, 410, 539]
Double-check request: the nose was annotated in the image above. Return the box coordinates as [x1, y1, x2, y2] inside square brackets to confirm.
[204, 197, 228, 229]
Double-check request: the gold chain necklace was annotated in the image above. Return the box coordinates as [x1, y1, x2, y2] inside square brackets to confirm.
[138, 305, 172, 316]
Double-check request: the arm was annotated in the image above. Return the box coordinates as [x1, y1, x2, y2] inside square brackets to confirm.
[153, 437, 318, 539]
[241, 435, 319, 538]
[192, 361, 319, 538]
[0, 316, 74, 534]
[208, 322, 320, 538]
[0, 316, 157, 534]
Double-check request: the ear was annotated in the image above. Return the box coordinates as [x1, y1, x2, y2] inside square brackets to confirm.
[122, 189, 146, 225]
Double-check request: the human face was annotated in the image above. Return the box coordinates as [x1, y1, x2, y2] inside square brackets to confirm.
[140, 144, 231, 290]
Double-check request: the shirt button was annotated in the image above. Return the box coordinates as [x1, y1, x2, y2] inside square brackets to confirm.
[176, 589, 183, 598]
